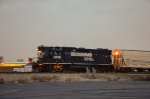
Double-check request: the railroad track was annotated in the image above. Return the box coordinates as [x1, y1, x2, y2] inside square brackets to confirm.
[0, 71, 150, 74]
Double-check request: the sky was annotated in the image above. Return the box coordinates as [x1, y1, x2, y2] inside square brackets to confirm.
[0, 0, 150, 62]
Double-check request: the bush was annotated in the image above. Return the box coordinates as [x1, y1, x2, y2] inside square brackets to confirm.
[0, 78, 4, 84]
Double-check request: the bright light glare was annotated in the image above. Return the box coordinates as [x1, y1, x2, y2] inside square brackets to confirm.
[115, 51, 119, 55]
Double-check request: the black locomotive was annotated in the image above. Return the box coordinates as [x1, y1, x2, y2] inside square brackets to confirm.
[33, 45, 113, 72]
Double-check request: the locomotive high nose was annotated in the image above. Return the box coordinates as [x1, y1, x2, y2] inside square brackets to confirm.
[112, 49, 121, 56]
[112, 49, 123, 70]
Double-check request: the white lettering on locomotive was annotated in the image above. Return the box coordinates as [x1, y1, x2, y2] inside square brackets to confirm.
[53, 56, 61, 59]
[71, 52, 92, 57]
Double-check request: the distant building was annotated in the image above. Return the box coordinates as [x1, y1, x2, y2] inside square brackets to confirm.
[17, 59, 24, 62]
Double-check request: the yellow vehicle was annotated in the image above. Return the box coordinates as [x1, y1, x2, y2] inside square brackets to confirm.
[0, 62, 26, 67]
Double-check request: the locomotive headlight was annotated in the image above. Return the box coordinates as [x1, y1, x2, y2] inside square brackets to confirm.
[36, 49, 40, 54]
[112, 49, 121, 56]
[36, 48, 41, 53]
[115, 51, 119, 55]
[36, 49, 39, 51]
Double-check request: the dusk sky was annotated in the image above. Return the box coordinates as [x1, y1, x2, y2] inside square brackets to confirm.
[0, 0, 150, 62]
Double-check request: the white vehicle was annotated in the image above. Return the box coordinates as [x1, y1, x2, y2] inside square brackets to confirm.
[13, 65, 32, 72]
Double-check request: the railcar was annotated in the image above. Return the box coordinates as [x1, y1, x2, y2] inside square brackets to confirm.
[112, 49, 150, 72]
[33, 45, 113, 72]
